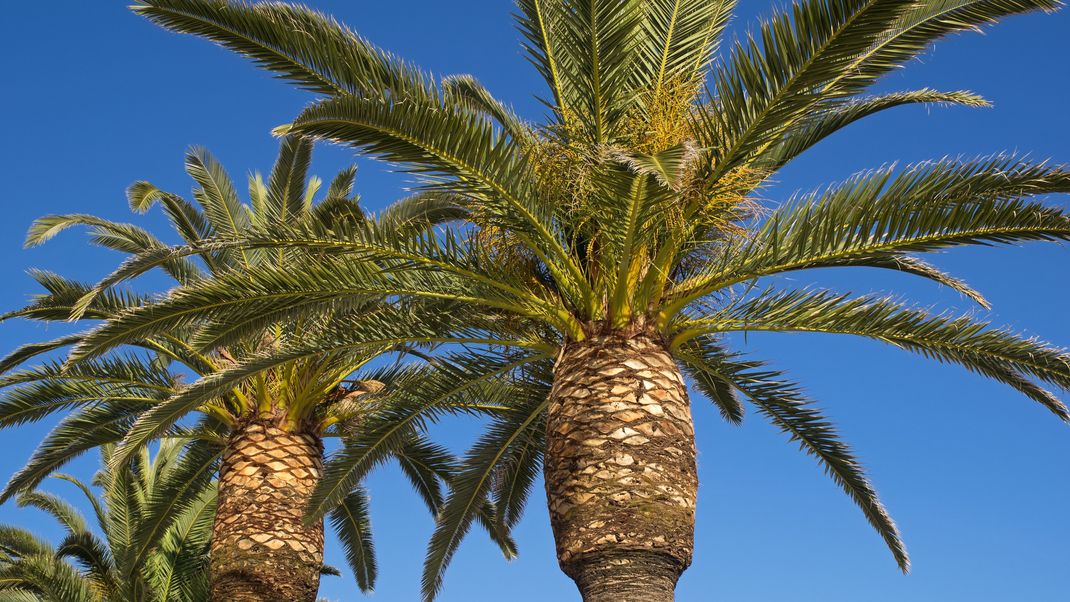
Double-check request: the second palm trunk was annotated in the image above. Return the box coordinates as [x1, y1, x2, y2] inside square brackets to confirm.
[210, 415, 325, 601]
[545, 330, 698, 602]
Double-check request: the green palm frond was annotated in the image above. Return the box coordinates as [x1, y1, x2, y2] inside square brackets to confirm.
[132, 0, 435, 99]
[759, 89, 991, 169]
[281, 94, 554, 245]
[635, 0, 735, 100]
[844, 0, 1062, 89]
[124, 441, 221, 578]
[184, 147, 250, 265]
[701, 349, 908, 570]
[1, 402, 148, 503]
[0, 356, 173, 431]
[514, 0, 573, 128]
[443, 74, 533, 142]
[393, 436, 453, 516]
[150, 487, 214, 602]
[327, 486, 377, 593]
[0, 442, 215, 602]
[0, 526, 52, 560]
[15, 492, 88, 536]
[676, 336, 746, 424]
[24, 214, 204, 286]
[421, 388, 544, 602]
[310, 351, 545, 521]
[266, 135, 315, 224]
[701, 0, 912, 174]
[54, 531, 117, 597]
[682, 288, 1070, 419]
[667, 156, 1070, 314]
[0, 554, 97, 602]
[552, 0, 646, 143]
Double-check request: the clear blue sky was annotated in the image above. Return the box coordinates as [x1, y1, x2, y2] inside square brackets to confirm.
[2, 2, 1068, 601]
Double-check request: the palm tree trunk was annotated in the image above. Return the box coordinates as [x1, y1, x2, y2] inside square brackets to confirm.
[544, 329, 698, 602]
[210, 414, 325, 602]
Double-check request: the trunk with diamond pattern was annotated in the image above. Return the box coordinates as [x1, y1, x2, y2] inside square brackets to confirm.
[209, 416, 325, 601]
[544, 330, 698, 602]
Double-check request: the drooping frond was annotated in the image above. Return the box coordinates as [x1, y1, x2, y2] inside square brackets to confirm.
[281, 95, 554, 247]
[24, 214, 204, 287]
[702, 350, 909, 571]
[54, 531, 117, 597]
[15, 491, 88, 536]
[443, 74, 534, 142]
[0, 356, 173, 430]
[683, 288, 1070, 420]
[133, 0, 436, 99]
[2, 402, 149, 503]
[328, 486, 377, 593]
[310, 348, 548, 522]
[844, 0, 1063, 91]
[667, 156, 1070, 313]
[675, 336, 746, 423]
[421, 378, 546, 602]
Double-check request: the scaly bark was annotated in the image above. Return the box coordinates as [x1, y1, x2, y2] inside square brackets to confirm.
[544, 329, 698, 602]
[210, 415, 325, 602]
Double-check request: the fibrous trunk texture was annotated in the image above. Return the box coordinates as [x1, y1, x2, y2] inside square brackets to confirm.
[544, 330, 698, 602]
[210, 416, 325, 602]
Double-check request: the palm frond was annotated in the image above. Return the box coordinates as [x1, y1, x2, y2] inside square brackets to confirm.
[266, 135, 314, 224]
[682, 288, 1070, 420]
[635, 0, 735, 99]
[443, 74, 533, 142]
[668, 156, 1070, 311]
[552, 0, 646, 142]
[24, 214, 203, 286]
[311, 350, 545, 522]
[704, 350, 909, 571]
[759, 89, 990, 169]
[701, 0, 913, 173]
[15, 492, 88, 536]
[133, 0, 435, 98]
[327, 486, 377, 593]
[421, 390, 545, 602]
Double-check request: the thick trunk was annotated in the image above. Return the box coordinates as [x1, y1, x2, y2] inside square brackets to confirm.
[210, 416, 325, 602]
[544, 330, 697, 602]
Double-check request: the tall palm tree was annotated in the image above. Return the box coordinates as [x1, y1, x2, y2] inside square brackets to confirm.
[0, 439, 215, 602]
[0, 138, 511, 600]
[71, 0, 1070, 599]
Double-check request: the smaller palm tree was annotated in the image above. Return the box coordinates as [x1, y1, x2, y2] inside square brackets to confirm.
[0, 439, 214, 602]
[0, 137, 511, 600]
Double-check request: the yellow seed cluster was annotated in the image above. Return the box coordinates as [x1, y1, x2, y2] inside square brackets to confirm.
[621, 75, 703, 155]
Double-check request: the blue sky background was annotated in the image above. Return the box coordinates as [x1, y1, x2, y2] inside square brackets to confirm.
[1, 2, 1068, 600]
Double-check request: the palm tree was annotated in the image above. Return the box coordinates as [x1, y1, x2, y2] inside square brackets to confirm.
[0, 439, 214, 602]
[72, 0, 1070, 599]
[0, 138, 510, 600]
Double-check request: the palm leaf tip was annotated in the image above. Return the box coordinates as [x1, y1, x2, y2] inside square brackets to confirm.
[712, 356, 910, 570]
